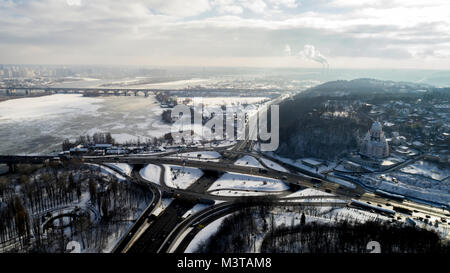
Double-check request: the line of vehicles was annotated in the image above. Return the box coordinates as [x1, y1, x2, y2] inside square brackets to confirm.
[348, 199, 396, 216]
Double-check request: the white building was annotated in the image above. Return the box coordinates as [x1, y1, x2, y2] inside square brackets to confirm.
[360, 120, 389, 158]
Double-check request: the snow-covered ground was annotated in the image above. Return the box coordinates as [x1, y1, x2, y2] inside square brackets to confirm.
[161, 198, 174, 209]
[185, 202, 398, 253]
[400, 160, 450, 181]
[259, 157, 289, 172]
[182, 203, 211, 219]
[105, 163, 132, 176]
[327, 175, 357, 189]
[207, 172, 289, 196]
[283, 188, 347, 204]
[286, 188, 334, 198]
[206, 190, 281, 197]
[185, 214, 232, 253]
[139, 164, 162, 185]
[265, 153, 335, 175]
[234, 155, 265, 168]
[163, 164, 204, 189]
[362, 172, 450, 204]
[171, 151, 222, 162]
[85, 163, 126, 181]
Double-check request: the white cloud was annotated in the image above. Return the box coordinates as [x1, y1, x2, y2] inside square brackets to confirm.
[267, 0, 298, 9]
[241, 0, 267, 14]
[0, 0, 450, 68]
[143, 0, 211, 17]
[66, 0, 82, 6]
[284, 44, 292, 56]
[213, 0, 244, 14]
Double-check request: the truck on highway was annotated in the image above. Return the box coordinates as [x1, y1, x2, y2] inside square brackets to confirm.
[375, 189, 405, 202]
[258, 168, 268, 174]
[310, 178, 322, 184]
[147, 207, 164, 221]
[348, 199, 395, 216]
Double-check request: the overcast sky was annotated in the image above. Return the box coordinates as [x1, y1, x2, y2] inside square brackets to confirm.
[1, 0, 450, 69]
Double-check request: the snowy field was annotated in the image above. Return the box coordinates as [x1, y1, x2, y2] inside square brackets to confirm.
[105, 163, 132, 176]
[182, 203, 211, 219]
[283, 188, 348, 204]
[85, 163, 126, 181]
[234, 155, 264, 168]
[259, 157, 289, 172]
[139, 164, 162, 185]
[163, 164, 204, 189]
[172, 151, 222, 162]
[362, 172, 450, 204]
[327, 175, 357, 189]
[185, 214, 231, 253]
[207, 172, 289, 196]
[264, 153, 335, 175]
[400, 160, 450, 181]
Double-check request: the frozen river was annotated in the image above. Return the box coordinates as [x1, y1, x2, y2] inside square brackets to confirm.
[0, 94, 172, 154]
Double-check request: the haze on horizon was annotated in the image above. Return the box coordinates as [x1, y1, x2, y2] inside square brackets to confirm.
[1, 0, 450, 70]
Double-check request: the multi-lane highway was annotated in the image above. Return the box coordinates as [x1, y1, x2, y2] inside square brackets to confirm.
[85, 149, 448, 253]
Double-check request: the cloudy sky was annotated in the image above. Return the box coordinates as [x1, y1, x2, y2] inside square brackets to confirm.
[1, 0, 450, 69]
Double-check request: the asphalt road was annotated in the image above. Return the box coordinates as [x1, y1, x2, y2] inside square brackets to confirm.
[125, 170, 220, 253]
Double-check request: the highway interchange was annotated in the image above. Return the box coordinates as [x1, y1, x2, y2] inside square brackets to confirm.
[0, 95, 449, 253]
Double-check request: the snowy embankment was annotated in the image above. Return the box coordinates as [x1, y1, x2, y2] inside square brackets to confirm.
[234, 155, 265, 168]
[362, 172, 450, 205]
[105, 163, 132, 177]
[259, 157, 289, 172]
[327, 175, 356, 189]
[182, 203, 211, 218]
[400, 160, 450, 181]
[207, 172, 289, 196]
[185, 201, 392, 253]
[85, 163, 126, 181]
[264, 153, 332, 174]
[174, 151, 222, 162]
[163, 164, 204, 189]
[185, 214, 232, 253]
[139, 164, 162, 185]
[283, 188, 347, 204]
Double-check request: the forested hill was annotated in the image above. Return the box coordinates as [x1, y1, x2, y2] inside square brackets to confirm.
[275, 78, 441, 160]
[300, 78, 433, 97]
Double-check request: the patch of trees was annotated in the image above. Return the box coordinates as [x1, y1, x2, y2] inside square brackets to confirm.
[277, 96, 370, 160]
[155, 92, 177, 105]
[162, 109, 173, 124]
[261, 221, 449, 253]
[276, 78, 442, 160]
[195, 204, 448, 254]
[0, 163, 151, 253]
[62, 132, 115, 151]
